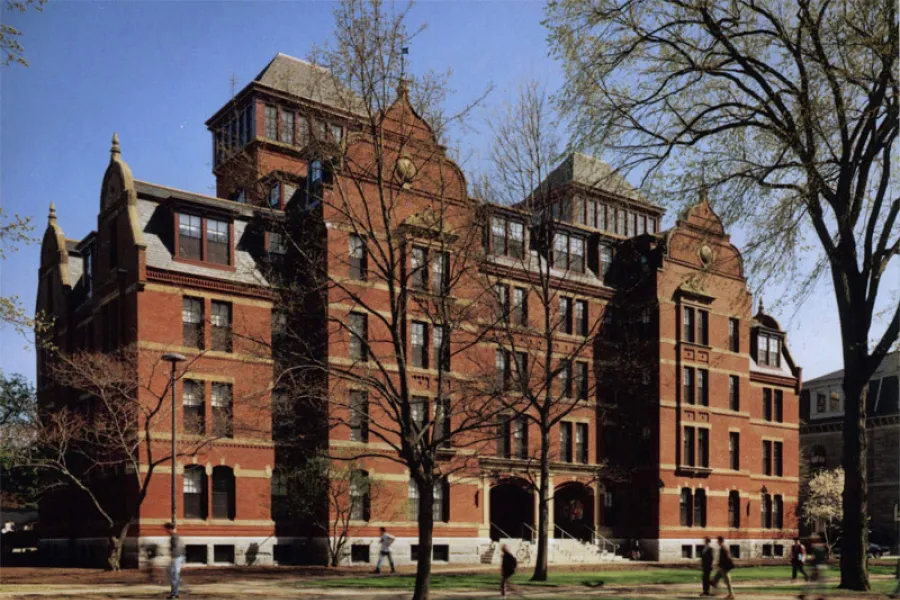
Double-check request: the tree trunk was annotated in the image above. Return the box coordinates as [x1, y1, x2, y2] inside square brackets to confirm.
[531, 421, 550, 581]
[839, 378, 870, 591]
[412, 479, 435, 600]
[106, 519, 132, 571]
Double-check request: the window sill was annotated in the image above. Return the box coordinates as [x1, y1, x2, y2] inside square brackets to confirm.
[676, 465, 712, 477]
[679, 340, 712, 351]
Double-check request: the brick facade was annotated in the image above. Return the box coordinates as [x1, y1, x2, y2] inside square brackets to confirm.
[36, 53, 801, 566]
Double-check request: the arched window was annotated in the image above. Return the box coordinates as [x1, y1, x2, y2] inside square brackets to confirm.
[728, 491, 741, 528]
[212, 466, 236, 520]
[761, 493, 772, 529]
[183, 465, 207, 519]
[773, 495, 783, 529]
[271, 468, 288, 520]
[680, 488, 693, 527]
[350, 470, 370, 522]
[694, 489, 707, 528]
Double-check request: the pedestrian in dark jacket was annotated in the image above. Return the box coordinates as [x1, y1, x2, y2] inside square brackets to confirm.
[165, 522, 184, 600]
[711, 536, 735, 599]
[791, 538, 809, 582]
[700, 537, 714, 596]
[500, 544, 517, 597]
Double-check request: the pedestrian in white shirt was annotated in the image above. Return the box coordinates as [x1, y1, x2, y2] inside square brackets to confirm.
[374, 527, 396, 574]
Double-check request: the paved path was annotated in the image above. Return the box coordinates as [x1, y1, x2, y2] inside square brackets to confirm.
[1, 577, 896, 600]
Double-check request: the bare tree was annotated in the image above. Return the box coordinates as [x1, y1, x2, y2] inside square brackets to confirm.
[475, 81, 623, 581]
[547, 0, 898, 589]
[19, 346, 266, 570]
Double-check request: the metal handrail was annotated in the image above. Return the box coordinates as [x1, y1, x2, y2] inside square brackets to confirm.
[586, 526, 619, 554]
[522, 523, 537, 543]
[554, 524, 579, 542]
[490, 521, 514, 541]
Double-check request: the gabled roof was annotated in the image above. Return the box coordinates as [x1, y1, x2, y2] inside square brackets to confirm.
[253, 53, 367, 116]
[804, 350, 899, 387]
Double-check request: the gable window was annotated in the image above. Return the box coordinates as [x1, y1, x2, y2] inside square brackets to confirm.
[211, 383, 233, 438]
[264, 105, 278, 140]
[560, 422, 573, 462]
[350, 390, 369, 442]
[554, 233, 569, 269]
[211, 301, 232, 352]
[183, 379, 205, 435]
[575, 300, 588, 336]
[553, 233, 585, 272]
[178, 214, 202, 260]
[411, 246, 427, 290]
[349, 313, 368, 361]
[575, 422, 588, 463]
[757, 331, 781, 367]
[729, 432, 740, 470]
[570, 236, 585, 273]
[182, 297, 204, 349]
[349, 234, 367, 279]
[206, 219, 229, 264]
[268, 231, 287, 256]
[432, 251, 448, 295]
[411, 321, 428, 368]
[491, 216, 525, 259]
[729, 375, 740, 411]
[682, 306, 695, 343]
[729, 318, 740, 352]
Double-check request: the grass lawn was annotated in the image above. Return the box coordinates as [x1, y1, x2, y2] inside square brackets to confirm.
[739, 577, 896, 596]
[301, 564, 896, 590]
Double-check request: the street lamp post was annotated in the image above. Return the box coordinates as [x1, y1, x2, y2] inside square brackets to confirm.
[162, 353, 186, 527]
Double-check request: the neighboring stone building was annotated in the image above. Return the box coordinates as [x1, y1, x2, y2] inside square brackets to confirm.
[800, 351, 899, 551]
[35, 53, 802, 566]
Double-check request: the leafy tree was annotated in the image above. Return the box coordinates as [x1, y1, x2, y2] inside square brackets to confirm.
[547, 0, 897, 589]
[0, 373, 39, 509]
[802, 467, 844, 555]
[0, 209, 50, 339]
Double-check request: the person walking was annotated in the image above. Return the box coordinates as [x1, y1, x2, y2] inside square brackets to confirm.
[711, 536, 735, 599]
[500, 544, 518, 597]
[373, 527, 396, 574]
[165, 523, 184, 600]
[700, 537, 714, 596]
[791, 538, 809, 582]
[801, 534, 828, 600]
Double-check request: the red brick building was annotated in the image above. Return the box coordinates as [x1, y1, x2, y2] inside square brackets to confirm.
[36, 53, 801, 565]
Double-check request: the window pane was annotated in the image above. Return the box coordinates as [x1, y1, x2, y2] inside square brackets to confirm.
[554, 234, 568, 269]
[570, 237, 584, 272]
[265, 105, 277, 139]
[508, 221, 524, 258]
[281, 110, 294, 145]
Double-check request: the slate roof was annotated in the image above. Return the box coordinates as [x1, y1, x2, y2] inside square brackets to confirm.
[135, 195, 270, 287]
[539, 153, 656, 207]
[254, 53, 367, 116]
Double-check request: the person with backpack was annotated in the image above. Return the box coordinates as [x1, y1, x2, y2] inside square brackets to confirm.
[500, 544, 518, 597]
[711, 536, 735, 599]
[791, 538, 809, 582]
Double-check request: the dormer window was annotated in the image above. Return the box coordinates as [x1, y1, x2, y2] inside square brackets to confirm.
[230, 189, 247, 204]
[176, 212, 232, 266]
[268, 232, 287, 255]
[330, 123, 343, 144]
[552, 233, 585, 272]
[269, 182, 281, 208]
[757, 331, 781, 367]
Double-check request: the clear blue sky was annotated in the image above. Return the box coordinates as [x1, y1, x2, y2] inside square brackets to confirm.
[1, 0, 850, 382]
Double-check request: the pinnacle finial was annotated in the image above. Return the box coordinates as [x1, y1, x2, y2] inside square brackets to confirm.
[49, 202, 57, 222]
[758, 297, 765, 314]
[111, 132, 120, 156]
[397, 78, 409, 99]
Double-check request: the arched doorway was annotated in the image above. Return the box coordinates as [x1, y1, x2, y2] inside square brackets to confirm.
[490, 479, 534, 541]
[554, 482, 594, 542]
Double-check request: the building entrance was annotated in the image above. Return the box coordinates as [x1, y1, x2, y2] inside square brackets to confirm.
[554, 482, 594, 542]
[490, 480, 534, 541]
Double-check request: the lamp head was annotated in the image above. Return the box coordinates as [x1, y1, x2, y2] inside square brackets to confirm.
[162, 352, 186, 364]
